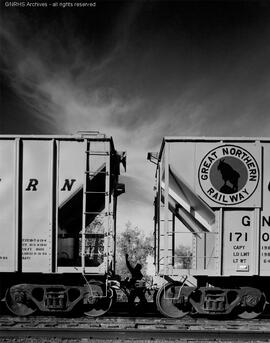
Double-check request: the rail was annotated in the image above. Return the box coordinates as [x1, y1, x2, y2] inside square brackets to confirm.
[1, 315, 270, 341]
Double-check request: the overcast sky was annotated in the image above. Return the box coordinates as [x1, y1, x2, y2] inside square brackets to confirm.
[1, 0, 270, 234]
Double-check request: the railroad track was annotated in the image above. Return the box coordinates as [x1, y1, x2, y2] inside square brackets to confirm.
[1, 315, 270, 341]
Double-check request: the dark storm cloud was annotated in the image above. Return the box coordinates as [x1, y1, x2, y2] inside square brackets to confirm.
[0, 1, 141, 133]
[107, 1, 270, 146]
[1, 1, 270, 140]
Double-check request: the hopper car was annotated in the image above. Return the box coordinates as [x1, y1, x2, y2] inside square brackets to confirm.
[147, 137, 270, 319]
[1, 133, 270, 320]
[0, 132, 125, 317]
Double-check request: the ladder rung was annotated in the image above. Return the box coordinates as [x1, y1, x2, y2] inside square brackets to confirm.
[84, 212, 101, 215]
[84, 211, 113, 216]
[84, 191, 108, 195]
[160, 232, 194, 234]
[83, 233, 104, 238]
[85, 171, 108, 175]
[85, 151, 109, 156]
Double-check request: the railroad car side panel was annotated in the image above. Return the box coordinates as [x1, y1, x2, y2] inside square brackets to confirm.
[57, 140, 85, 271]
[260, 142, 270, 276]
[169, 142, 219, 275]
[222, 209, 257, 276]
[157, 149, 177, 275]
[154, 139, 266, 278]
[169, 142, 197, 188]
[0, 140, 17, 272]
[57, 140, 112, 274]
[22, 140, 53, 273]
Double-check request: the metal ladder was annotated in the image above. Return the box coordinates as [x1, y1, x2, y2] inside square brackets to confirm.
[81, 139, 111, 273]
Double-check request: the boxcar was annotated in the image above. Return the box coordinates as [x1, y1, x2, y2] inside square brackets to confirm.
[0, 131, 125, 316]
[148, 137, 270, 319]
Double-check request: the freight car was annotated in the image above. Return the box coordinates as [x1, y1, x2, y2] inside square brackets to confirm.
[0, 132, 125, 317]
[148, 137, 270, 319]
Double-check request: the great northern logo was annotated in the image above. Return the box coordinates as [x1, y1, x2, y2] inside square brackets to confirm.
[198, 145, 259, 205]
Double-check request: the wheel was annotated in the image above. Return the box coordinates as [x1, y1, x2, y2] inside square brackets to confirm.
[5, 286, 37, 316]
[83, 281, 113, 317]
[237, 290, 266, 319]
[156, 282, 190, 318]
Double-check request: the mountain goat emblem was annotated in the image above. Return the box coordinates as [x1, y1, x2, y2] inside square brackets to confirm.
[217, 158, 240, 193]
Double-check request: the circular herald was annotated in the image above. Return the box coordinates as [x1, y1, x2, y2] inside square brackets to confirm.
[198, 145, 259, 205]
